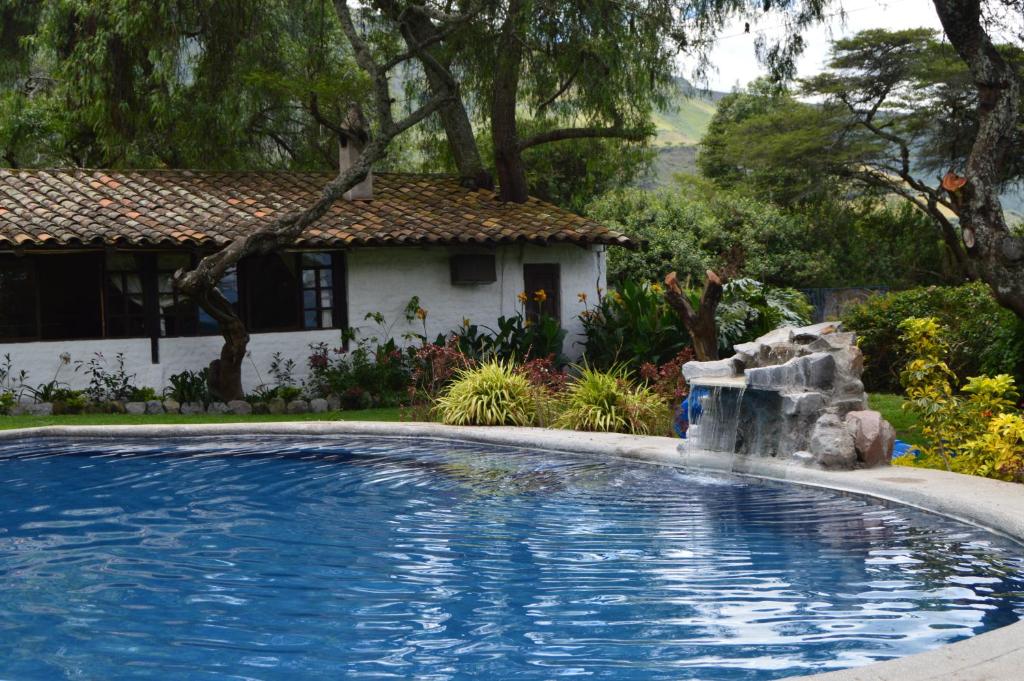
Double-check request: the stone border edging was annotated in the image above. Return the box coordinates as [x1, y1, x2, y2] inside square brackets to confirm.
[0, 421, 1021, 680]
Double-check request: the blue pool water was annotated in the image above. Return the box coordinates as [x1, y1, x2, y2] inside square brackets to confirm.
[1, 437, 1023, 680]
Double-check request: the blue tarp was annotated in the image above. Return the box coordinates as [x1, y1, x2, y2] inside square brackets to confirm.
[892, 439, 920, 459]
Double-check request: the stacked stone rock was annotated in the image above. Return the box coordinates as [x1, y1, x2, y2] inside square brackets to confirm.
[5, 396, 339, 417]
[682, 322, 895, 469]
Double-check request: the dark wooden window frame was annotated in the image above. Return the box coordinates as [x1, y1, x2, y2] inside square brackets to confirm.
[0, 249, 349, 347]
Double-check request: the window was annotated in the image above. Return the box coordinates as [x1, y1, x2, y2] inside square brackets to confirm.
[450, 254, 496, 284]
[301, 253, 335, 329]
[243, 254, 300, 332]
[0, 249, 346, 342]
[105, 253, 147, 338]
[37, 254, 103, 340]
[157, 254, 199, 337]
[523, 263, 561, 324]
[0, 257, 36, 340]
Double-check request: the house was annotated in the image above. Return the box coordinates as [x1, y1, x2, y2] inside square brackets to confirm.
[0, 169, 635, 392]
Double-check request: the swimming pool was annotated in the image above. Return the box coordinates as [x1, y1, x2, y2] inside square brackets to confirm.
[2, 435, 1023, 679]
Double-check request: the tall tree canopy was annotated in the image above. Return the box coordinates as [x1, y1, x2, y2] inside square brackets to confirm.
[698, 28, 1023, 284]
[0, 0, 371, 169]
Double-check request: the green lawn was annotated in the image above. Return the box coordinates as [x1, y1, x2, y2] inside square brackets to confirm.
[0, 408, 403, 431]
[868, 393, 921, 445]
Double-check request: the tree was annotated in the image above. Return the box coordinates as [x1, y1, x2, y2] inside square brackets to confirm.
[587, 179, 838, 288]
[917, 0, 1023, 317]
[697, 28, 1023, 287]
[0, 0, 372, 169]
[172, 1, 457, 399]
[372, 0, 690, 202]
[803, 27, 1023, 280]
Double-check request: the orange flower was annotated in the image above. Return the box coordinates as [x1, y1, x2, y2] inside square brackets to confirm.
[577, 292, 587, 303]
[517, 291, 529, 304]
[533, 289, 547, 303]
[415, 307, 428, 321]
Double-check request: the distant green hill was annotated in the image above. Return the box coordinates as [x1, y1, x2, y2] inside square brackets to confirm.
[644, 80, 723, 186]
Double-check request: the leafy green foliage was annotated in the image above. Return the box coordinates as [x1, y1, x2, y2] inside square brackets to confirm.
[698, 79, 856, 205]
[0, 0, 367, 168]
[587, 180, 834, 288]
[73, 352, 138, 402]
[581, 278, 811, 370]
[897, 317, 1024, 482]
[165, 369, 211, 404]
[554, 365, 668, 435]
[0, 390, 14, 415]
[842, 283, 1024, 392]
[716, 279, 813, 352]
[442, 311, 567, 365]
[580, 281, 689, 371]
[434, 361, 539, 426]
[306, 339, 411, 409]
[521, 137, 654, 214]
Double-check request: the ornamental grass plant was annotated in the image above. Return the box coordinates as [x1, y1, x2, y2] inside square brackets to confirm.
[554, 365, 669, 435]
[434, 361, 539, 426]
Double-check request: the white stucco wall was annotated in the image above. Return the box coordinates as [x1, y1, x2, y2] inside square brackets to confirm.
[0, 243, 606, 394]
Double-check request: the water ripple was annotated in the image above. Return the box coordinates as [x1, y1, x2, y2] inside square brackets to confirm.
[0, 435, 1023, 680]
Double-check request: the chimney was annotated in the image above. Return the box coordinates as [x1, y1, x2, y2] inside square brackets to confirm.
[339, 138, 373, 201]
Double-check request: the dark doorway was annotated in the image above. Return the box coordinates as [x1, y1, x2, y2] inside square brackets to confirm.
[523, 263, 560, 324]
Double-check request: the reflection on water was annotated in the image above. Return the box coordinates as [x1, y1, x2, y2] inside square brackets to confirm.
[0, 436, 1022, 680]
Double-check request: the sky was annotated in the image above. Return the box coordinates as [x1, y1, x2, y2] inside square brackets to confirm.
[678, 0, 945, 92]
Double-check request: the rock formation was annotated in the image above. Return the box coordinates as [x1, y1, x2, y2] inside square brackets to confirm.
[682, 322, 894, 469]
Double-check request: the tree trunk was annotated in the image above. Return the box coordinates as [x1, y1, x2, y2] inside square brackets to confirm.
[931, 0, 1024, 318]
[491, 0, 530, 203]
[376, 0, 492, 189]
[663, 270, 725, 361]
[195, 288, 249, 401]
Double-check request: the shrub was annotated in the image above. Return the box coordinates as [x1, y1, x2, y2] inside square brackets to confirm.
[716, 278, 812, 352]
[0, 353, 28, 401]
[434, 361, 539, 426]
[0, 391, 14, 415]
[554, 365, 669, 435]
[842, 283, 1024, 392]
[580, 280, 689, 370]
[639, 348, 694, 404]
[74, 352, 138, 402]
[306, 338, 412, 408]
[165, 369, 210, 404]
[129, 387, 159, 402]
[409, 340, 475, 404]
[443, 310, 567, 365]
[898, 317, 1024, 481]
[519, 355, 570, 395]
[52, 391, 88, 415]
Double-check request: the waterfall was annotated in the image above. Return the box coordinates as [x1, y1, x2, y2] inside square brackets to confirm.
[686, 384, 747, 453]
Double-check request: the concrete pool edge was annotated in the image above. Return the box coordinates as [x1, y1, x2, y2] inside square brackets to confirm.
[1, 421, 1022, 680]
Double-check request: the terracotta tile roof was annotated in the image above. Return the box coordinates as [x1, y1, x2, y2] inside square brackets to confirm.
[0, 169, 636, 250]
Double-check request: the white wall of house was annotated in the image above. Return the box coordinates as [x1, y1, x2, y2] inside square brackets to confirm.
[0, 243, 606, 394]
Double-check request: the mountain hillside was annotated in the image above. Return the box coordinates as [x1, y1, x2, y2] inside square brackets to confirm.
[644, 79, 724, 186]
